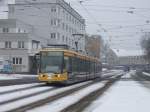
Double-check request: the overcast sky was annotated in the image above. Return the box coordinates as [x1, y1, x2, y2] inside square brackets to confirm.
[0, 0, 150, 50]
[65, 0, 150, 50]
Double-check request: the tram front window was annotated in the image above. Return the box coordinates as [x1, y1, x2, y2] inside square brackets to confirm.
[40, 51, 63, 73]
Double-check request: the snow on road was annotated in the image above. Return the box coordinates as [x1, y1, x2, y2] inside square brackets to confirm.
[0, 81, 92, 112]
[103, 70, 123, 78]
[28, 81, 107, 112]
[0, 85, 52, 103]
[0, 70, 127, 112]
[143, 72, 150, 77]
[84, 74, 150, 112]
[121, 70, 136, 79]
[0, 83, 44, 93]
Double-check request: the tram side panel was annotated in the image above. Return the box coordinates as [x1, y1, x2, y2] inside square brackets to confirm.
[65, 56, 101, 83]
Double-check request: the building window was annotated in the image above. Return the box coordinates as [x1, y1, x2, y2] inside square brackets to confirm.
[51, 33, 56, 39]
[18, 41, 25, 48]
[18, 28, 21, 33]
[51, 7, 56, 12]
[5, 41, 11, 48]
[62, 23, 65, 30]
[66, 25, 68, 31]
[13, 57, 22, 65]
[32, 40, 40, 49]
[51, 19, 57, 26]
[57, 33, 60, 40]
[3, 28, 9, 33]
[62, 35, 64, 42]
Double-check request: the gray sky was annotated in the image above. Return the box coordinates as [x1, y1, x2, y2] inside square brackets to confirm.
[0, 0, 150, 50]
[65, 0, 150, 50]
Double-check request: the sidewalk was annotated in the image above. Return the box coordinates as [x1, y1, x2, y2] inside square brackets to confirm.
[0, 73, 37, 81]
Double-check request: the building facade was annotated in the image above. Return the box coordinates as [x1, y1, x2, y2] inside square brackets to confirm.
[112, 49, 148, 67]
[0, 19, 41, 73]
[8, 0, 86, 51]
[0, 0, 86, 73]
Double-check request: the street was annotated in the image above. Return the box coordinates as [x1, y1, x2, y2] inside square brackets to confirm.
[0, 70, 149, 112]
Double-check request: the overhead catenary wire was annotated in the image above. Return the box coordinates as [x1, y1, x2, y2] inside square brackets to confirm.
[76, 0, 109, 33]
[72, 4, 150, 11]
[73, 0, 150, 48]
[70, 1, 150, 11]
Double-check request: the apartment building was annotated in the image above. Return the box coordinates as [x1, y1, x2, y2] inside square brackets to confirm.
[8, 0, 86, 50]
[0, 19, 42, 73]
[113, 49, 147, 66]
[0, 0, 86, 73]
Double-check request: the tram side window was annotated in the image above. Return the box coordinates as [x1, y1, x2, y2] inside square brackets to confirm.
[94, 63, 97, 73]
[84, 61, 88, 72]
[64, 57, 70, 72]
[87, 61, 90, 73]
[88, 61, 91, 73]
[77, 58, 81, 72]
[82, 59, 85, 72]
[91, 62, 94, 73]
[96, 63, 98, 73]
[81, 59, 85, 72]
[83, 60, 86, 72]
[77, 58, 80, 72]
[89, 61, 92, 73]
[79, 59, 83, 72]
[72, 57, 78, 72]
[85, 61, 90, 73]
[69, 57, 72, 72]
[91, 61, 94, 73]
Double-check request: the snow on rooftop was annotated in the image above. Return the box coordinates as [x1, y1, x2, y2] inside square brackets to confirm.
[112, 49, 144, 57]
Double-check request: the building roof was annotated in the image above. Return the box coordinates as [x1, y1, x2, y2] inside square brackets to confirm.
[112, 49, 144, 57]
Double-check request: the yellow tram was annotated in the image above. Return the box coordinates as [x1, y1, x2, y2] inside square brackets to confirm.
[38, 48, 102, 84]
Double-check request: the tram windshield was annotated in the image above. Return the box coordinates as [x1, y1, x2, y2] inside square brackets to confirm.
[40, 51, 63, 73]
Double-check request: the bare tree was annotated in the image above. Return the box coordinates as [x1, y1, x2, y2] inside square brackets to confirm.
[141, 32, 150, 62]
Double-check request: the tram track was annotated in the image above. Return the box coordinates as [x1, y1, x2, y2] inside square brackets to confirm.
[0, 72, 122, 112]
[9, 74, 122, 112]
[6, 80, 98, 112]
[0, 87, 56, 105]
[61, 75, 122, 112]
[0, 84, 46, 95]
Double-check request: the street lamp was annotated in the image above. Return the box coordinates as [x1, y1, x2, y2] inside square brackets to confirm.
[72, 33, 84, 53]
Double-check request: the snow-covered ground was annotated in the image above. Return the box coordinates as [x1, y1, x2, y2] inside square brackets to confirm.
[0, 81, 93, 112]
[0, 74, 19, 80]
[1, 70, 149, 112]
[84, 72, 150, 112]
[0, 74, 37, 80]
[143, 72, 150, 77]
[102, 68, 108, 71]
[0, 83, 44, 93]
[28, 81, 107, 112]
[103, 70, 123, 77]
[121, 70, 136, 79]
